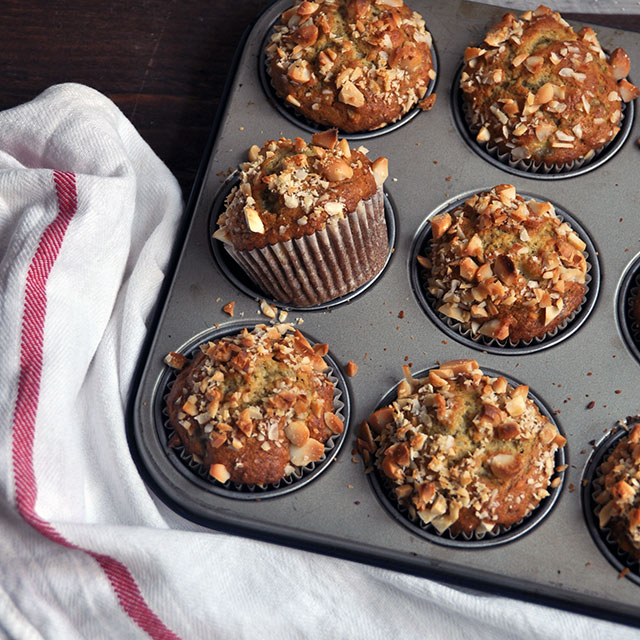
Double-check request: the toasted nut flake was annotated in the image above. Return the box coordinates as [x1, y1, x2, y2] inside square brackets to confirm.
[324, 411, 344, 434]
[339, 81, 365, 108]
[222, 301, 235, 316]
[610, 48, 631, 80]
[416, 254, 430, 269]
[489, 453, 522, 480]
[438, 359, 479, 377]
[164, 351, 187, 370]
[430, 212, 452, 240]
[495, 183, 516, 204]
[324, 158, 354, 182]
[476, 126, 490, 143]
[288, 60, 312, 83]
[209, 463, 230, 483]
[524, 55, 543, 73]
[297, 1, 319, 16]
[459, 257, 479, 281]
[293, 23, 318, 48]
[324, 201, 344, 216]
[496, 421, 520, 440]
[494, 254, 518, 286]
[369, 406, 394, 433]
[290, 437, 325, 466]
[534, 82, 555, 105]
[260, 299, 277, 319]
[464, 46, 486, 62]
[418, 94, 437, 111]
[311, 129, 339, 149]
[313, 343, 329, 357]
[286, 93, 302, 107]
[244, 206, 265, 234]
[619, 78, 640, 103]
[345, 360, 358, 377]
[212, 227, 231, 244]
[284, 421, 310, 447]
[512, 53, 528, 67]
[544, 305, 562, 326]
[248, 144, 261, 162]
[371, 157, 389, 187]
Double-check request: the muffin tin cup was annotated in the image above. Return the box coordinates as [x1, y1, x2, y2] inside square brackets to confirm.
[156, 321, 351, 500]
[258, 15, 439, 140]
[582, 422, 640, 586]
[451, 65, 635, 180]
[409, 190, 600, 355]
[210, 178, 398, 311]
[366, 367, 566, 549]
[617, 253, 640, 365]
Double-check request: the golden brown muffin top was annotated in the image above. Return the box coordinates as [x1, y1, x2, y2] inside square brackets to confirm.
[165, 323, 343, 485]
[421, 184, 588, 343]
[460, 5, 639, 165]
[266, 0, 436, 132]
[596, 423, 640, 559]
[357, 359, 565, 535]
[215, 132, 388, 251]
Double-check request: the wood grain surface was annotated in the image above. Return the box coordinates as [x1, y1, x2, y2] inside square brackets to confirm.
[0, 1, 637, 199]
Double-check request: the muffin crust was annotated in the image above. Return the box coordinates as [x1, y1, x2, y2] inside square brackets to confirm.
[460, 5, 639, 166]
[165, 324, 343, 486]
[266, 0, 436, 132]
[358, 359, 565, 536]
[421, 184, 588, 343]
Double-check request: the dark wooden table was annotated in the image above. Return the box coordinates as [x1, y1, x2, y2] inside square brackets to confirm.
[1, 1, 637, 201]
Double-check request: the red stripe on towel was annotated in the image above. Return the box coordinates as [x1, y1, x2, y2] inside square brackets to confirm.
[11, 170, 180, 640]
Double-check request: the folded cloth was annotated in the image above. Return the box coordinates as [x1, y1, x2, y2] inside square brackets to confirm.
[0, 83, 637, 640]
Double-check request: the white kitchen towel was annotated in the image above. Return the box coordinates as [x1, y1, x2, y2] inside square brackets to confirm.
[1, 84, 638, 640]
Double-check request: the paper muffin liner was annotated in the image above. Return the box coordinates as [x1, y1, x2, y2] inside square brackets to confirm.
[259, 19, 437, 138]
[414, 201, 597, 353]
[457, 81, 631, 177]
[224, 187, 388, 308]
[588, 424, 640, 582]
[160, 325, 349, 498]
[623, 267, 640, 354]
[365, 368, 566, 548]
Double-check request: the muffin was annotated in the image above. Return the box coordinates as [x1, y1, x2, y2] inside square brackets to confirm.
[266, 0, 436, 132]
[164, 323, 344, 486]
[460, 5, 639, 167]
[595, 424, 640, 560]
[357, 359, 566, 536]
[421, 184, 588, 343]
[214, 132, 389, 307]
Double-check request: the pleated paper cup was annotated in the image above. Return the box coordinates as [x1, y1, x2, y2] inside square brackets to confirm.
[224, 187, 387, 307]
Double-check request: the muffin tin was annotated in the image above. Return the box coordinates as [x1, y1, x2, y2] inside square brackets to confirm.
[129, 0, 640, 628]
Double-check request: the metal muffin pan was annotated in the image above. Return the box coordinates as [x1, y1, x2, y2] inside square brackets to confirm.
[130, 0, 640, 628]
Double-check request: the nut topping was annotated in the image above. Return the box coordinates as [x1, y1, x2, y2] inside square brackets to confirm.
[362, 362, 564, 535]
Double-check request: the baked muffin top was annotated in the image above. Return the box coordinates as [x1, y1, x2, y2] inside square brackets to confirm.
[422, 184, 588, 343]
[165, 323, 343, 486]
[266, 0, 436, 132]
[460, 5, 639, 166]
[596, 423, 640, 560]
[214, 132, 388, 251]
[358, 359, 565, 536]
